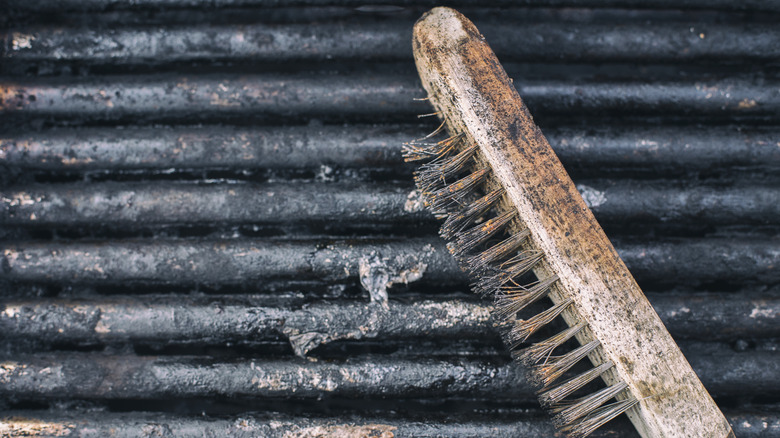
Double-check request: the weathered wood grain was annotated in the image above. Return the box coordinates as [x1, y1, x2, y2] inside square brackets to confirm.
[412, 7, 733, 438]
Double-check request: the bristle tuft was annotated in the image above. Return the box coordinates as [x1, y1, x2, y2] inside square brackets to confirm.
[464, 230, 529, 273]
[561, 398, 639, 438]
[538, 362, 614, 407]
[426, 168, 489, 215]
[532, 339, 600, 388]
[414, 144, 478, 193]
[515, 320, 584, 365]
[551, 382, 629, 427]
[440, 188, 505, 239]
[402, 132, 463, 162]
[505, 298, 572, 348]
[494, 275, 559, 321]
[449, 210, 517, 257]
[473, 250, 543, 296]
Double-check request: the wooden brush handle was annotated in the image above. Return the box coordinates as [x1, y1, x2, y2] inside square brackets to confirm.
[412, 7, 733, 438]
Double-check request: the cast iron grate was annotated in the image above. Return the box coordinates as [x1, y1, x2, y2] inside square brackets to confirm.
[1, 2, 779, 436]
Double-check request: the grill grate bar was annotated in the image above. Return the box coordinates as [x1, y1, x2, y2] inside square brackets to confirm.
[0, 411, 778, 438]
[1, 181, 777, 227]
[3, 21, 778, 65]
[4, 0, 780, 12]
[3, 75, 779, 124]
[0, 238, 462, 288]
[0, 125, 414, 172]
[0, 182, 427, 227]
[0, 354, 534, 400]
[0, 294, 777, 347]
[2, 125, 778, 174]
[2, 238, 776, 287]
[0, 350, 776, 400]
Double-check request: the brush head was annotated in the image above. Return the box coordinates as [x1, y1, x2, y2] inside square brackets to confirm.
[409, 7, 733, 438]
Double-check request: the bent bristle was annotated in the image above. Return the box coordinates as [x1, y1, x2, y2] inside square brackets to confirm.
[538, 362, 614, 407]
[417, 119, 445, 139]
[402, 132, 463, 162]
[532, 340, 601, 388]
[474, 251, 543, 296]
[515, 320, 584, 365]
[494, 275, 560, 321]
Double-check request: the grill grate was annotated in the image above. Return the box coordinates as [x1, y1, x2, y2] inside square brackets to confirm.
[1, 2, 779, 437]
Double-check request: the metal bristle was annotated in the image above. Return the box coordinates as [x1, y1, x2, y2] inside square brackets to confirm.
[449, 210, 517, 257]
[515, 320, 584, 365]
[561, 398, 640, 438]
[440, 188, 505, 239]
[427, 168, 489, 215]
[538, 362, 614, 407]
[532, 339, 601, 388]
[402, 133, 463, 162]
[552, 381, 629, 427]
[464, 230, 529, 273]
[494, 275, 560, 321]
[505, 298, 572, 349]
[474, 250, 543, 296]
[416, 119, 445, 140]
[415, 144, 478, 193]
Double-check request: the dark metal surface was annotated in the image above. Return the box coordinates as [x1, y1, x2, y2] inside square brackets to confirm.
[0, 348, 777, 400]
[0, 182, 429, 227]
[2, 75, 778, 124]
[3, 20, 778, 64]
[0, 354, 534, 400]
[1, 294, 776, 348]
[1, 237, 777, 287]
[1, 180, 777, 227]
[1, 411, 778, 438]
[0, 411, 564, 438]
[4, 0, 780, 12]
[0, 239, 461, 287]
[2, 125, 778, 174]
[0, 125, 412, 172]
[0, 2, 778, 437]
